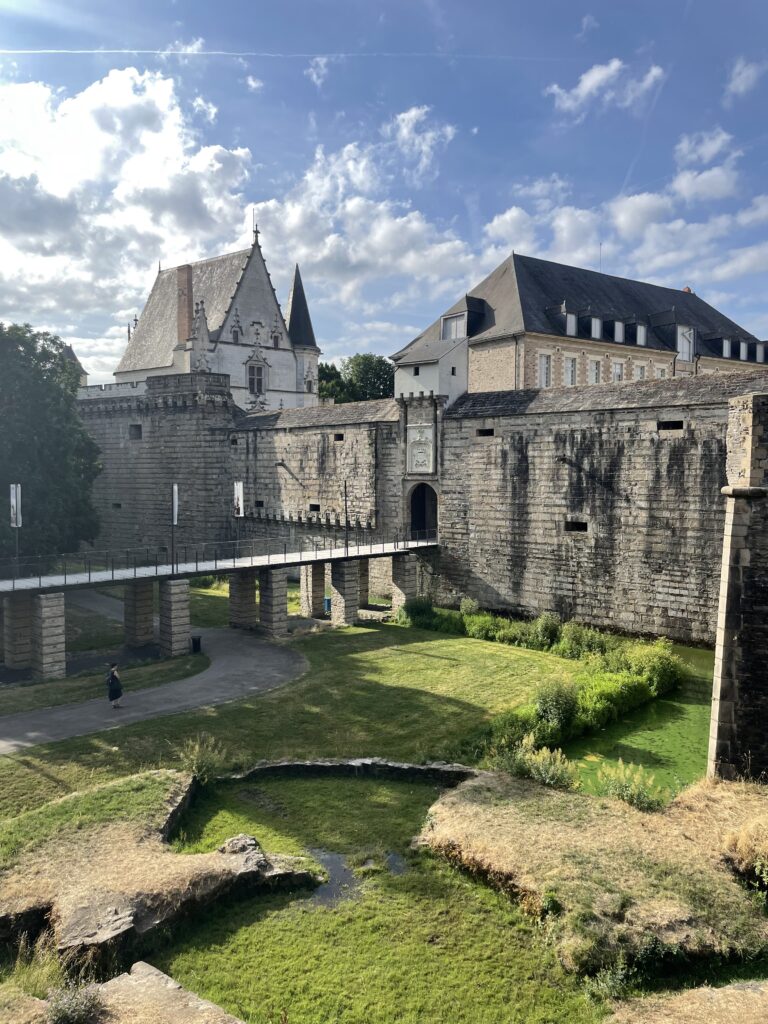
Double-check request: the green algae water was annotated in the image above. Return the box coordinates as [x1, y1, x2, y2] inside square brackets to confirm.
[567, 644, 714, 796]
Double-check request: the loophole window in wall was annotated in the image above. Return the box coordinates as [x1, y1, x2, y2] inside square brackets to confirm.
[128, 424, 142, 440]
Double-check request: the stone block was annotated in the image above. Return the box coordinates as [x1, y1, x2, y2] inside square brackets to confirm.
[124, 579, 155, 646]
[358, 560, 370, 608]
[159, 580, 191, 657]
[3, 592, 33, 668]
[259, 568, 288, 638]
[229, 570, 258, 629]
[391, 553, 418, 613]
[31, 592, 66, 680]
[300, 563, 325, 618]
[330, 560, 359, 626]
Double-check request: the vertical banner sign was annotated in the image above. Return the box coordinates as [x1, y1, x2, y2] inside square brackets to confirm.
[9, 484, 21, 528]
[172, 484, 179, 526]
[233, 481, 244, 518]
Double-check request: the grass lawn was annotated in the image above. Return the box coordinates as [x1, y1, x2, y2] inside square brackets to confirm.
[0, 654, 209, 717]
[566, 645, 714, 795]
[65, 603, 125, 652]
[152, 774, 601, 1024]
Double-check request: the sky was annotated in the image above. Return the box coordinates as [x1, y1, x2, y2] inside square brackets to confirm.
[0, 0, 767, 383]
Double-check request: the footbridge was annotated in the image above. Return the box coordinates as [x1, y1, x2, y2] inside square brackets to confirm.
[0, 531, 437, 681]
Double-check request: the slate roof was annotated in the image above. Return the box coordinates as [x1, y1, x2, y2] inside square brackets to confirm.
[393, 253, 758, 364]
[285, 265, 319, 349]
[236, 398, 401, 431]
[116, 249, 250, 373]
[446, 368, 768, 419]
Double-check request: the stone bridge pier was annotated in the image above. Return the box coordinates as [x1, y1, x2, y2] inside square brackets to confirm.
[2, 591, 66, 680]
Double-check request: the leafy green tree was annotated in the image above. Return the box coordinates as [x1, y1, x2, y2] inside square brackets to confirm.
[0, 324, 101, 562]
[318, 354, 395, 404]
[318, 361, 355, 403]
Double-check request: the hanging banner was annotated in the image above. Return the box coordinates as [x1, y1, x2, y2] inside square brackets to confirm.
[172, 483, 179, 526]
[233, 481, 244, 518]
[10, 484, 21, 528]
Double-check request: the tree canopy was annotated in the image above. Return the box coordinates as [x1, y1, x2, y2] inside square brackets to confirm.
[318, 353, 395, 404]
[0, 324, 101, 562]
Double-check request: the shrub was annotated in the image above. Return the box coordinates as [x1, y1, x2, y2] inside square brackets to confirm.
[463, 613, 501, 641]
[573, 671, 653, 732]
[596, 760, 666, 812]
[493, 620, 534, 647]
[490, 733, 579, 790]
[528, 612, 562, 650]
[459, 596, 480, 617]
[534, 679, 578, 734]
[583, 954, 636, 1001]
[175, 731, 230, 785]
[615, 640, 686, 697]
[192, 574, 218, 589]
[553, 621, 613, 660]
[395, 597, 434, 629]
[431, 607, 465, 634]
[46, 985, 104, 1024]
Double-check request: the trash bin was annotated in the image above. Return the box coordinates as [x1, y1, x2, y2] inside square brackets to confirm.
[191, 635, 202, 654]
[323, 596, 331, 615]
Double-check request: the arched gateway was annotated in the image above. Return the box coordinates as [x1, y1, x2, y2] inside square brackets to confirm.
[409, 483, 438, 540]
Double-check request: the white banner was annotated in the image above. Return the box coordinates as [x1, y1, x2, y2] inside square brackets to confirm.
[9, 484, 21, 528]
[172, 483, 179, 526]
[233, 481, 244, 518]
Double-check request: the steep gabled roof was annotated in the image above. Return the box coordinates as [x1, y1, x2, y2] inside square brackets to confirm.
[236, 398, 400, 431]
[285, 264, 319, 349]
[116, 249, 250, 373]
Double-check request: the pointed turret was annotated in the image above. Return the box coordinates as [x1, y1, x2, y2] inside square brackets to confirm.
[285, 264, 318, 348]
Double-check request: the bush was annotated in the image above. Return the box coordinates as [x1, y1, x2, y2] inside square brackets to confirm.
[175, 731, 230, 785]
[553, 621, 613, 660]
[574, 671, 653, 732]
[192, 574, 219, 589]
[615, 640, 686, 697]
[596, 760, 666, 812]
[459, 596, 480, 617]
[583, 954, 636, 1001]
[534, 679, 578, 734]
[46, 985, 104, 1024]
[490, 733, 579, 790]
[463, 613, 501, 641]
[395, 598, 464, 635]
[431, 607, 465, 635]
[493, 620, 534, 647]
[528, 612, 562, 650]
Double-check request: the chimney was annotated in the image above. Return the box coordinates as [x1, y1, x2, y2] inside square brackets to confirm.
[176, 265, 194, 343]
[682, 286, 693, 294]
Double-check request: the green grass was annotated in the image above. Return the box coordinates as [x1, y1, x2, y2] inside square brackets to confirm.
[65, 604, 125, 652]
[0, 654, 209, 717]
[0, 623, 577, 819]
[152, 775, 601, 1024]
[566, 645, 714, 795]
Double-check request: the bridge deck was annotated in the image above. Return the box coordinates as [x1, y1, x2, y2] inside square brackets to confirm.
[0, 538, 438, 595]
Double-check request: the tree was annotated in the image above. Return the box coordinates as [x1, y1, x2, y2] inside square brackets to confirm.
[318, 354, 395, 404]
[0, 324, 101, 563]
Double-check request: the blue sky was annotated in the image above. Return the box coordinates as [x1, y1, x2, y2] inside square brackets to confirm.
[0, 0, 766, 381]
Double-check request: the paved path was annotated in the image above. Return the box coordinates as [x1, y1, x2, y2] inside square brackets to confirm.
[0, 626, 308, 756]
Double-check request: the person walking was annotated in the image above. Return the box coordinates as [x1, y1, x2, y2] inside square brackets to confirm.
[107, 662, 123, 709]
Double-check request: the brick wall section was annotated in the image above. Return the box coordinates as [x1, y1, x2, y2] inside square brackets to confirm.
[708, 393, 768, 778]
[31, 593, 66, 680]
[159, 580, 190, 657]
[3, 593, 33, 668]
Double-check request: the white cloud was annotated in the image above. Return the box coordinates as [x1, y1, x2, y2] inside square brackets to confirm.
[191, 96, 217, 123]
[608, 192, 674, 239]
[483, 206, 539, 252]
[160, 37, 205, 64]
[511, 173, 570, 210]
[674, 127, 732, 166]
[710, 240, 768, 281]
[576, 14, 599, 40]
[671, 162, 739, 202]
[381, 105, 456, 183]
[304, 56, 330, 89]
[616, 65, 665, 108]
[724, 57, 767, 105]
[545, 58, 624, 114]
[245, 75, 264, 93]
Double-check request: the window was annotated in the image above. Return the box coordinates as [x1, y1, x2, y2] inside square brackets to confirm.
[441, 313, 466, 340]
[255, 499, 264, 508]
[614, 321, 624, 343]
[413, 366, 420, 376]
[308, 503, 321, 513]
[564, 520, 588, 533]
[741, 341, 749, 361]
[128, 424, 142, 440]
[658, 420, 684, 432]
[656, 367, 667, 379]
[612, 361, 624, 382]
[566, 312, 577, 336]
[564, 356, 577, 386]
[676, 325, 694, 361]
[232, 328, 240, 344]
[230, 437, 239, 446]
[248, 364, 265, 395]
[451, 366, 457, 376]
[112, 502, 122, 509]
[272, 334, 280, 348]
[334, 433, 345, 442]
[723, 338, 732, 359]
[305, 379, 313, 392]
[588, 360, 601, 385]
[538, 353, 552, 388]
[591, 317, 602, 340]
[637, 324, 647, 346]
[636, 365, 646, 381]
[476, 427, 495, 437]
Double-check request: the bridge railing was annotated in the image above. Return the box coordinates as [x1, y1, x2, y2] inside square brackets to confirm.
[0, 528, 438, 589]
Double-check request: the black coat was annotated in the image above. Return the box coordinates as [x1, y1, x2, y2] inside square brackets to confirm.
[107, 671, 122, 702]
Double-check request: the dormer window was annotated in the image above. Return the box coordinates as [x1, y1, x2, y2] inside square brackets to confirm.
[441, 314, 466, 341]
[676, 325, 694, 362]
[566, 312, 577, 337]
[591, 317, 602, 340]
[232, 328, 240, 344]
[637, 324, 647, 346]
[272, 335, 280, 349]
[722, 338, 732, 359]
[741, 341, 749, 361]
[614, 321, 624, 343]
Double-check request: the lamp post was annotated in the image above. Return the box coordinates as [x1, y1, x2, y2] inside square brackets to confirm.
[344, 480, 349, 556]
[171, 483, 178, 572]
[9, 484, 21, 576]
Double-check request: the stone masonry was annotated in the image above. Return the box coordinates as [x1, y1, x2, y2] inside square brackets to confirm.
[330, 560, 359, 626]
[31, 592, 66, 680]
[708, 392, 768, 779]
[300, 563, 325, 618]
[124, 580, 155, 646]
[229, 570, 258, 629]
[3, 592, 33, 668]
[159, 580, 191, 658]
[259, 568, 288, 637]
[391, 553, 418, 612]
[358, 560, 370, 607]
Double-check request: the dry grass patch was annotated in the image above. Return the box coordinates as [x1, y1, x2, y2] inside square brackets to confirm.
[419, 773, 768, 977]
[608, 979, 768, 1023]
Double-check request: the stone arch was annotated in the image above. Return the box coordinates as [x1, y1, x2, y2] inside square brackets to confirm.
[409, 482, 438, 539]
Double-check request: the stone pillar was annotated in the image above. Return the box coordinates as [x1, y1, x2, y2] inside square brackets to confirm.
[31, 592, 66, 680]
[300, 563, 325, 618]
[229, 570, 258, 629]
[391, 553, 418, 613]
[330, 560, 359, 626]
[0, 599, 4, 663]
[125, 580, 155, 646]
[358, 560, 370, 608]
[3, 592, 33, 668]
[708, 393, 768, 779]
[259, 568, 288, 638]
[159, 579, 191, 658]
